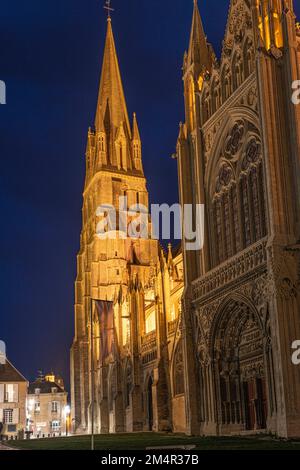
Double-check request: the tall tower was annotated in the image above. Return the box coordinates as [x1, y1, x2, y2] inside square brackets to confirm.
[253, 0, 300, 437]
[179, 0, 214, 285]
[71, 14, 159, 434]
[176, 0, 300, 438]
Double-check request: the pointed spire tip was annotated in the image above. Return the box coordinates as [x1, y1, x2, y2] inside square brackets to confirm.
[95, 10, 130, 134]
[186, 0, 210, 71]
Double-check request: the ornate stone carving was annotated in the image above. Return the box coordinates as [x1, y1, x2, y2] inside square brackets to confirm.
[241, 361, 264, 381]
[193, 239, 268, 303]
[228, 0, 252, 43]
[216, 162, 234, 193]
[247, 85, 257, 108]
[250, 275, 268, 307]
[241, 138, 261, 170]
[173, 341, 185, 396]
[197, 299, 223, 336]
[278, 278, 297, 300]
[224, 120, 245, 159]
[266, 245, 299, 300]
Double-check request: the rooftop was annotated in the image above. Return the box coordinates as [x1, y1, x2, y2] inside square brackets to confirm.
[0, 359, 28, 383]
[28, 379, 65, 395]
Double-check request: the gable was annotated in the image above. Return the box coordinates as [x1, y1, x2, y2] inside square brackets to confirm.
[0, 359, 28, 383]
[222, 0, 253, 64]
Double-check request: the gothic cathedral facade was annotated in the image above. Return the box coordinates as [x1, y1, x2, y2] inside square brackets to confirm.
[71, 1, 300, 438]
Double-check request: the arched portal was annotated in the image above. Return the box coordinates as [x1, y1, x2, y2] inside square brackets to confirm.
[212, 298, 267, 432]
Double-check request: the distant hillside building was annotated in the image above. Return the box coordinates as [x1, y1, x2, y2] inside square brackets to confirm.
[27, 373, 69, 437]
[0, 359, 28, 438]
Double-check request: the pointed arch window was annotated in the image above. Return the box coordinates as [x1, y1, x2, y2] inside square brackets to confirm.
[223, 193, 232, 259]
[221, 66, 232, 102]
[101, 136, 105, 152]
[214, 199, 223, 265]
[173, 341, 184, 396]
[211, 79, 220, 114]
[125, 362, 132, 408]
[120, 143, 123, 168]
[244, 39, 254, 78]
[250, 167, 262, 240]
[188, 78, 196, 130]
[201, 92, 209, 123]
[232, 51, 244, 90]
[240, 175, 252, 248]
[108, 366, 117, 412]
[258, 163, 267, 237]
[211, 129, 267, 268]
[231, 184, 240, 253]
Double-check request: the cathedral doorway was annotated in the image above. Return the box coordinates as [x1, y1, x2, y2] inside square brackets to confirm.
[242, 377, 267, 431]
[213, 298, 268, 433]
[146, 376, 154, 431]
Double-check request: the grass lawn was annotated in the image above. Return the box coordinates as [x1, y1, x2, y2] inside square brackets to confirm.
[6, 433, 300, 451]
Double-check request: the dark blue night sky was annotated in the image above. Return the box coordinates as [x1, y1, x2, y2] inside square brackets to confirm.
[0, 1, 299, 389]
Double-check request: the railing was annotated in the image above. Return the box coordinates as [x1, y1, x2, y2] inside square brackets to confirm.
[192, 239, 267, 302]
[167, 319, 178, 336]
[141, 331, 157, 364]
[142, 350, 157, 365]
[141, 330, 156, 346]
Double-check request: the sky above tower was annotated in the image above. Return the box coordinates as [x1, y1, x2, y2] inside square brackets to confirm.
[0, 0, 299, 389]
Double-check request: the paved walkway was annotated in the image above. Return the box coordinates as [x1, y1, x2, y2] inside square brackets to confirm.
[0, 442, 17, 451]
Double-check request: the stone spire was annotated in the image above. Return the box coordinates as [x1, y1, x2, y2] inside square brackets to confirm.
[132, 112, 141, 141]
[95, 18, 131, 137]
[131, 112, 143, 173]
[187, 0, 211, 71]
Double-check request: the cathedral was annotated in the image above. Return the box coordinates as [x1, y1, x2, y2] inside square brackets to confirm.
[71, 0, 300, 438]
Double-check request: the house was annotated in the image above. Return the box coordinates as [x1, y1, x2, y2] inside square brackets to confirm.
[0, 359, 28, 438]
[27, 373, 69, 437]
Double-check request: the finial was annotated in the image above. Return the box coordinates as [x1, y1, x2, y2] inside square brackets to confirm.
[104, 0, 114, 20]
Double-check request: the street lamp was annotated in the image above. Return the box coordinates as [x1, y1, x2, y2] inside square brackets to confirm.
[63, 405, 71, 436]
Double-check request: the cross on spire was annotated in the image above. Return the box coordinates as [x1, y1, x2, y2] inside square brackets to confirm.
[104, 0, 114, 19]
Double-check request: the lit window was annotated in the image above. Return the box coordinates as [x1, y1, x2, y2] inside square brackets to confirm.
[198, 75, 204, 91]
[170, 306, 176, 322]
[51, 401, 58, 413]
[145, 311, 156, 334]
[51, 420, 60, 431]
[3, 409, 13, 424]
[5, 384, 17, 403]
[34, 402, 40, 413]
[51, 387, 57, 394]
[188, 79, 196, 129]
